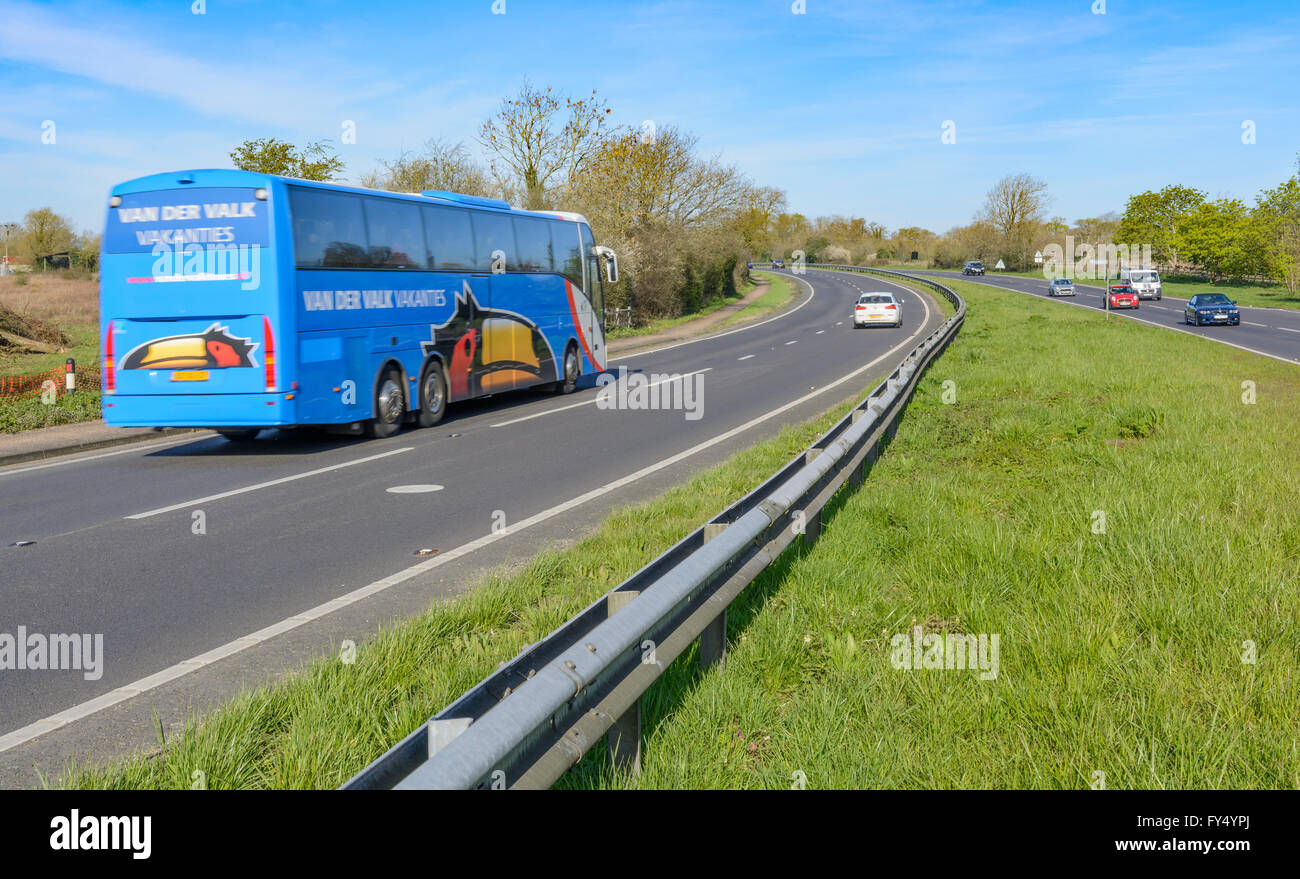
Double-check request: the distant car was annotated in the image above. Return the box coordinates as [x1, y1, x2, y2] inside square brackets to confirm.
[1122, 268, 1162, 300]
[1185, 293, 1240, 326]
[854, 292, 902, 328]
[1047, 277, 1075, 297]
[962, 261, 985, 276]
[1105, 283, 1139, 309]
[771, 258, 785, 269]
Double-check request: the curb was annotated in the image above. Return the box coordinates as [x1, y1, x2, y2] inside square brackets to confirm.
[0, 426, 205, 468]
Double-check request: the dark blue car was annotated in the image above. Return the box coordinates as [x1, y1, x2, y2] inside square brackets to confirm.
[1184, 293, 1240, 326]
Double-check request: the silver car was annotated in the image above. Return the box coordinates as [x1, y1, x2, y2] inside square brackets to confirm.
[1047, 277, 1075, 297]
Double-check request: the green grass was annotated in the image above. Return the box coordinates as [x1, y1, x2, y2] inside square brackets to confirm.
[0, 390, 102, 433]
[557, 277, 1300, 789]
[716, 270, 796, 328]
[57, 374, 888, 789]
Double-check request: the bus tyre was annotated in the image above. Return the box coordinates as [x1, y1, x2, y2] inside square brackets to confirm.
[417, 360, 447, 428]
[366, 366, 406, 438]
[554, 344, 580, 395]
[218, 428, 261, 442]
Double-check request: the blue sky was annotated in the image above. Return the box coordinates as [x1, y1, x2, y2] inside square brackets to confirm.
[1, 0, 1297, 235]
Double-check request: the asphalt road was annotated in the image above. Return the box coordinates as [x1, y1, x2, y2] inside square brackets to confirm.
[913, 269, 1300, 365]
[0, 267, 944, 766]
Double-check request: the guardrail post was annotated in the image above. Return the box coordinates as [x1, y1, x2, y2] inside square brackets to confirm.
[606, 590, 642, 776]
[803, 507, 822, 543]
[699, 524, 728, 670]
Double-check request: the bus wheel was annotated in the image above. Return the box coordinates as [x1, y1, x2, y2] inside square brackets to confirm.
[554, 344, 580, 395]
[366, 367, 406, 438]
[217, 428, 260, 442]
[417, 360, 447, 428]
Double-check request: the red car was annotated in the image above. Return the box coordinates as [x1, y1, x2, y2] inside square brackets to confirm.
[1105, 283, 1139, 309]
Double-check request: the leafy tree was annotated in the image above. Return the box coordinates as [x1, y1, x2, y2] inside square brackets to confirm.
[1176, 199, 1262, 281]
[20, 207, 75, 267]
[1114, 185, 1205, 266]
[229, 137, 344, 181]
[1255, 170, 1300, 295]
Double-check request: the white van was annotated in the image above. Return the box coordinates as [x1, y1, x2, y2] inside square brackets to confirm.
[1121, 268, 1162, 300]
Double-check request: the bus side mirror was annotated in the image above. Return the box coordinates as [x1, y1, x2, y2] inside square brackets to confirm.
[593, 245, 618, 285]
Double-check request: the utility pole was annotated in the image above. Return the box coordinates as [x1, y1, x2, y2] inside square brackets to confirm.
[0, 223, 17, 277]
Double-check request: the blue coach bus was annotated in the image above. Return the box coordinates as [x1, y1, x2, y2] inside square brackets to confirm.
[100, 169, 617, 440]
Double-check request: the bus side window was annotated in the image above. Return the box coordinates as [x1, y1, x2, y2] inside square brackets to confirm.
[551, 221, 582, 287]
[290, 187, 368, 268]
[470, 212, 518, 273]
[424, 205, 475, 270]
[512, 216, 554, 273]
[363, 198, 426, 269]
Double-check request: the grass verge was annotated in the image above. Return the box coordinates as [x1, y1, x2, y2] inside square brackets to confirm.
[557, 277, 1300, 789]
[0, 391, 102, 433]
[877, 265, 1300, 311]
[716, 271, 795, 328]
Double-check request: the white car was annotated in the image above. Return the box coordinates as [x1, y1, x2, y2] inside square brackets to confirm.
[854, 292, 902, 328]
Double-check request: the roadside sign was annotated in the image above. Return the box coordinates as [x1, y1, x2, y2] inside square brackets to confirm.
[1033, 250, 1043, 264]
[994, 259, 1006, 270]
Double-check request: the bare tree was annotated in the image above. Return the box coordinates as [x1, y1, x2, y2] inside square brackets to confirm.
[478, 82, 612, 209]
[978, 173, 1050, 268]
[360, 139, 493, 197]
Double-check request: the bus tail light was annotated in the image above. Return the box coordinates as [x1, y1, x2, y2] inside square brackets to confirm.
[263, 316, 276, 392]
[103, 325, 115, 393]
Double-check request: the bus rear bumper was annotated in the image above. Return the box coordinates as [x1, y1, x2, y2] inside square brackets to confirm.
[102, 393, 296, 428]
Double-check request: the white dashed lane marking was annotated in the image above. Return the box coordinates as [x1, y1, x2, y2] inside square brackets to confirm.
[737, 354, 755, 361]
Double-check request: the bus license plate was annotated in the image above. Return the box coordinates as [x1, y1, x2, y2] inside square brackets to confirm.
[171, 370, 210, 381]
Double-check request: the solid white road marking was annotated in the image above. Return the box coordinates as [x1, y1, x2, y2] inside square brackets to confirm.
[0, 285, 938, 755]
[124, 448, 413, 519]
[386, 484, 444, 494]
[737, 354, 755, 361]
[490, 368, 713, 428]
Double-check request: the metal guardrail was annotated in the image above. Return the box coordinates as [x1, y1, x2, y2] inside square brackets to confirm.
[342, 265, 965, 790]
[603, 306, 633, 329]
